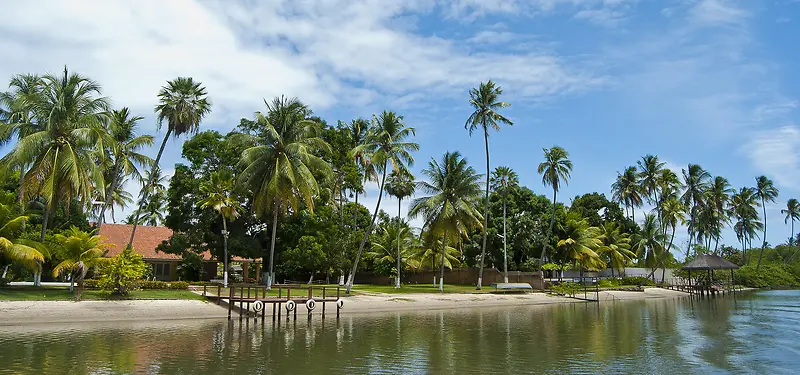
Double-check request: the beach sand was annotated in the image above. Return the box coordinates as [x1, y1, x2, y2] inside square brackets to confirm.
[0, 288, 692, 325]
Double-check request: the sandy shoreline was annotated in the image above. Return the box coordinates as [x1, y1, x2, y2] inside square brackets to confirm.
[0, 288, 694, 325]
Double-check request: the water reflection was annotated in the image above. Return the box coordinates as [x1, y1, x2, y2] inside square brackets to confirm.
[0, 291, 798, 374]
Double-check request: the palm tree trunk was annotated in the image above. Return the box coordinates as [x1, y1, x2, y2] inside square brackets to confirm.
[97, 160, 122, 229]
[354, 191, 359, 229]
[476, 128, 490, 290]
[346, 161, 388, 294]
[503, 192, 508, 283]
[540, 189, 558, 264]
[396, 197, 402, 289]
[687, 208, 695, 258]
[222, 215, 229, 288]
[440, 230, 448, 292]
[757, 198, 767, 270]
[18, 167, 26, 205]
[127, 128, 172, 249]
[266, 202, 279, 290]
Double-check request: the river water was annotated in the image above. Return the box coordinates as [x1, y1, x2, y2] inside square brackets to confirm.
[1, 290, 798, 374]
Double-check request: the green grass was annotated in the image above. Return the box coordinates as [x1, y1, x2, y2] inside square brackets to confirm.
[0, 287, 206, 301]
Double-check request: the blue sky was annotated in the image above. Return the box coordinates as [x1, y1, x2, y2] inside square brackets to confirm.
[1, 0, 799, 258]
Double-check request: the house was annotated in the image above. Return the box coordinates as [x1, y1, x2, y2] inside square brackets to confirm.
[98, 223, 262, 282]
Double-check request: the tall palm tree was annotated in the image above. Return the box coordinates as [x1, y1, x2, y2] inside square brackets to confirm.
[490, 166, 518, 283]
[1, 68, 108, 250]
[730, 187, 762, 263]
[596, 222, 635, 277]
[681, 164, 710, 257]
[128, 77, 210, 249]
[0, 192, 46, 279]
[557, 212, 604, 272]
[653, 196, 685, 281]
[409, 151, 483, 291]
[96, 108, 153, 228]
[656, 169, 683, 228]
[347, 118, 372, 229]
[611, 166, 642, 220]
[637, 155, 665, 209]
[0, 74, 44, 205]
[632, 214, 667, 281]
[384, 169, 416, 288]
[754, 175, 779, 269]
[706, 176, 734, 253]
[781, 198, 800, 246]
[237, 96, 332, 289]
[465, 80, 512, 289]
[346, 111, 418, 293]
[537, 146, 573, 267]
[198, 170, 242, 288]
[52, 227, 109, 292]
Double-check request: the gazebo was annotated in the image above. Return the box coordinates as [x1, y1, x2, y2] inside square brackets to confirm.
[681, 254, 739, 296]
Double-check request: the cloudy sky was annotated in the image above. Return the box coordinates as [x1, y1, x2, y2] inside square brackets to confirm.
[1, 0, 798, 258]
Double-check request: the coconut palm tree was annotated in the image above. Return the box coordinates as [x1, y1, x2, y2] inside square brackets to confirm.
[0, 74, 45, 205]
[96, 108, 153, 228]
[537, 146, 573, 267]
[52, 227, 110, 292]
[637, 155, 665, 209]
[490, 166, 518, 283]
[681, 164, 710, 257]
[653, 196, 685, 281]
[611, 166, 642, 220]
[346, 111, 418, 293]
[754, 175, 779, 269]
[347, 118, 372, 229]
[596, 222, 635, 277]
[465, 80, 512, 290]
[781, 198, 800, 246]
[557, 212, 604, 272]
[128, 77, 210, 249]
[409, 151, 483, 291]
[705, 176, 734, 253]
[367, 223, 419, 279]
[384, 168, 416, 288]
[632, 214, 667, 279]
[0, 192, 46, 279]
[198, 170, 242, 288]
[237, 96, 332, 289]
[656, 169, 683, 228]
[412, 234, 462, 284]
[730, 187, 762, 263]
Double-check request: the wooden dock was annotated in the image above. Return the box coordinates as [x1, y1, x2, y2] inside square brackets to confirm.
[200, 284, 344, 321]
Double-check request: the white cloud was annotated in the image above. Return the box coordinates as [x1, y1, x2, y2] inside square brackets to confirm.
[467, 30, 519, 44]
[746, 125, 800, 191]
[689, 0, 748, 27]
[573, 9, 627, 27]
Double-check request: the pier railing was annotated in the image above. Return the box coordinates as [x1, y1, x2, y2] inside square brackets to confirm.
[201, 284, 344, 321]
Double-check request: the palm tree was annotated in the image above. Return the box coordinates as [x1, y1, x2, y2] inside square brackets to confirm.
[730, 187, 762, 263]
[657, 196, 685, 280]
[631, 214, 668, 281]
[198, 170, 242, 288]
[781, 198, 800, 246]
[409, 151, 483, 291]
[346, 111, 418, 293]
[490, 166, 518, 283]
[596, 222, 635, 277]
[537, 146, 573, 267]
[412, 234, 462, 283]
[384, 169, 416, 288]
[0, 192, 46, 279]
[637, 155, 665, 209]
[347, 118, 372, 229]
[465, 80, 512, 289]
[0, 74, 44, 205]
[237, 96, 332, 289]
[705, 176, 734, 253]
[754, 175, 779, 269]
[367, 223, 419, 278]
[52, 227, 110, 292]
[128, 77, 210, 249]
[96, 108, 153, 228]
[681, 164, 710, 257]
[611, 166, 642, 220]
[557, 212, 604, 272]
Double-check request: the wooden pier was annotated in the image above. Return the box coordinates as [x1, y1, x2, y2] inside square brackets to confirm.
[201, 284, 344, 321]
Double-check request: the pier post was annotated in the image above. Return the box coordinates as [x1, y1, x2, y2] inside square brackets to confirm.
[228, 285, 233, 320]
[322, 287, 327, 317]
[217, 285, 221, 305]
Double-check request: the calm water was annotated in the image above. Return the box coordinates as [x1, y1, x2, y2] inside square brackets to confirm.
[1, 290, 798, 374]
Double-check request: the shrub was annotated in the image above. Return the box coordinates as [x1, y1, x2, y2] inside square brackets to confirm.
[139, 280, 168, 289]
[598, 278, 621, 288]
[551, 282, 581, 297]
[168, 281, 189, 290]
[97, 248, 150, 295]
[519, 259, 540, 272]
[82, 279, 100, 289]
[735, 264, 800, 288]
[620, 276, 655, 286]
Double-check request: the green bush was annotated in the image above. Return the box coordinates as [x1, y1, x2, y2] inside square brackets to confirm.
[620, 276, 655, 286]
[97, 248, 150, 295]
[598, 278, 621, 288]
[83, 279, 100, 289]
[551, 282, 581, 297]
[168, 281, 189, 290]
[139, 280, 168, 289]
[735, 264, 800, 288]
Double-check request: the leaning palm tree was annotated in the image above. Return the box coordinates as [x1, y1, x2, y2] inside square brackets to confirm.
[611, 166, 642, 220]
[730, 187, 762, 263]
[198, 170, 242, 288]
[127, 77, 210, 249]
[52, 227, 110, 292]
[781, 198, 800, 246]
[96, 108, 153, 228]
[490, 166, 518, 283]
[754, 175, 779, 269]
[681, 164, 710, 257]
[596, 222, 635, 277]
[465, 80, 512, 289]
[537, 146, 573, 267]
[237, 96, 332, 289]
[0, 192, 46, 280]
[345, 111, 418, 294]
[631, 214, 668, 281]
[384, 168, 416, 288]
[409, 151, 483, 291]
[1, 68, 108, 254]
[0, 74, 45, 204]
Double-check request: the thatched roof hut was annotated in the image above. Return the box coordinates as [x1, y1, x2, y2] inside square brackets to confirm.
[681, 254, 739, 271]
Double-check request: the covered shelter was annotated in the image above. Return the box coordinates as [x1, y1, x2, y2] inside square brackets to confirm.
[681, 254, 739, 296]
